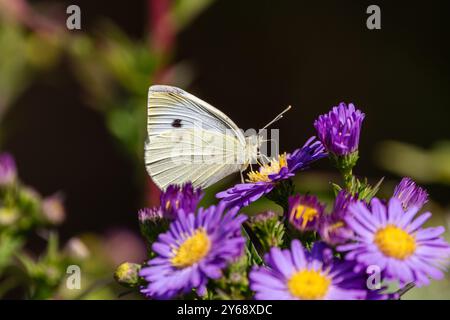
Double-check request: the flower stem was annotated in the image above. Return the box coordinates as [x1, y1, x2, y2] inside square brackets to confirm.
[330, 152, 358, 192]
[341, 167, 354, 191]
[396, 282, 415, 298]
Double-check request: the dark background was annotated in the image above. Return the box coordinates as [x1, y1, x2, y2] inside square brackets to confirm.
[3, 0, 450, 239]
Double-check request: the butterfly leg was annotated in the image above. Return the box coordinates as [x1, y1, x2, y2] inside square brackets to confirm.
[240, 170, 245, 183]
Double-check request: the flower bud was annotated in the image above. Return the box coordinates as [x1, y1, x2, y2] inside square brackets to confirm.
[0, 207, 19, 226]
[64, 237, 90, 260]
[138, 207, 169, 244]
[42, 194, 66, 225]
[393, 177, 428, 210]
[159, 183, 203, 219]
[314, 103, 365, 156]
[0, 153, 17, 186]
[114, 262, 142, 288]
[248, 211, 285, 252]
[288, 195, 325, 232]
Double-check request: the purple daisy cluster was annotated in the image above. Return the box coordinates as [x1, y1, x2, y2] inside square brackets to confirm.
[136, 183, 247, 299]
[139, 203, 246, 299]
[129, 102, 450, 300]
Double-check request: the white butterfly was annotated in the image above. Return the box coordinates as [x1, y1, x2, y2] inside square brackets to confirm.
[145, 85, 290, 190]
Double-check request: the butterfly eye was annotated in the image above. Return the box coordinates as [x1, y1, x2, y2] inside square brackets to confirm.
[172, 119, 182, 128]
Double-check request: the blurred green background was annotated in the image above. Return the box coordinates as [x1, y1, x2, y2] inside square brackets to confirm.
[0, 0, 449, 299]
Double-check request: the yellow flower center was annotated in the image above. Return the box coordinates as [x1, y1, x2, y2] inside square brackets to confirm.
[374, 225, 416, 260]
[291, 205, 319, 229]
[171, 228, 211, 268]
[247, 153, 287, 183]
[287, 269, 331, 300]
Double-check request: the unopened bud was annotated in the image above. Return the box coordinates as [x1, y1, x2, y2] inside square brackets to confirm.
[0, 207, 19, 226]
[42, 194, 66, 225]
[0, 153, 17, 186]
[65, 237, 90, 260]
[248, 211, 285, 252]
[138, 207, 169, 244]
[114, 262, 141, 288]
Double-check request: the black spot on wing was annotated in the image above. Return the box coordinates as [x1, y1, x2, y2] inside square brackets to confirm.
[172, 119, 182, 128]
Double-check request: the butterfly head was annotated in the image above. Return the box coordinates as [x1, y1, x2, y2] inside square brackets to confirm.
[245, 105, 291, 166]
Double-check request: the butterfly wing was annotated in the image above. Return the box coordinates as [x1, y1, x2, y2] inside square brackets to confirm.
[145, 85, 246, 190]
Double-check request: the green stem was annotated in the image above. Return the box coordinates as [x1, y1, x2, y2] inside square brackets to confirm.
[396, 282, 415, 298]
[242, 223, 264, 262]
[341, 167, 353, 191]
[330, 152, 358, 193]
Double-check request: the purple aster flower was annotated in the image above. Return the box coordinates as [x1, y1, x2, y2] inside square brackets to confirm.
[250, 240, 368, 300]
[159, 183, 203, 219]
[288, 194, 325, 232]
[338, 197, 450, 287]
[319, 190, 358, 246]
[314, 103, 365, 156]
[216, 137, 326, 208]
[393, 177, 428, 210]
[139, 203, 247, 299]
[0, 153, 17, 186]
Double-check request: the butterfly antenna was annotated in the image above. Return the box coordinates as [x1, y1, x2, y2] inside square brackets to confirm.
[262, 105, 292, 129]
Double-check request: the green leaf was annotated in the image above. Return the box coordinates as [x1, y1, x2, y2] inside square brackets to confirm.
[242, 227, 263, 266]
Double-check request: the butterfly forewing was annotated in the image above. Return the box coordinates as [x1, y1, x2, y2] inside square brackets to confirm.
[145, 85, 247, 190]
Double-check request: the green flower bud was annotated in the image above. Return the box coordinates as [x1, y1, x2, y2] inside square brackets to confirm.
[0, 207, 19, 226]
[114, 262, 142, 288]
